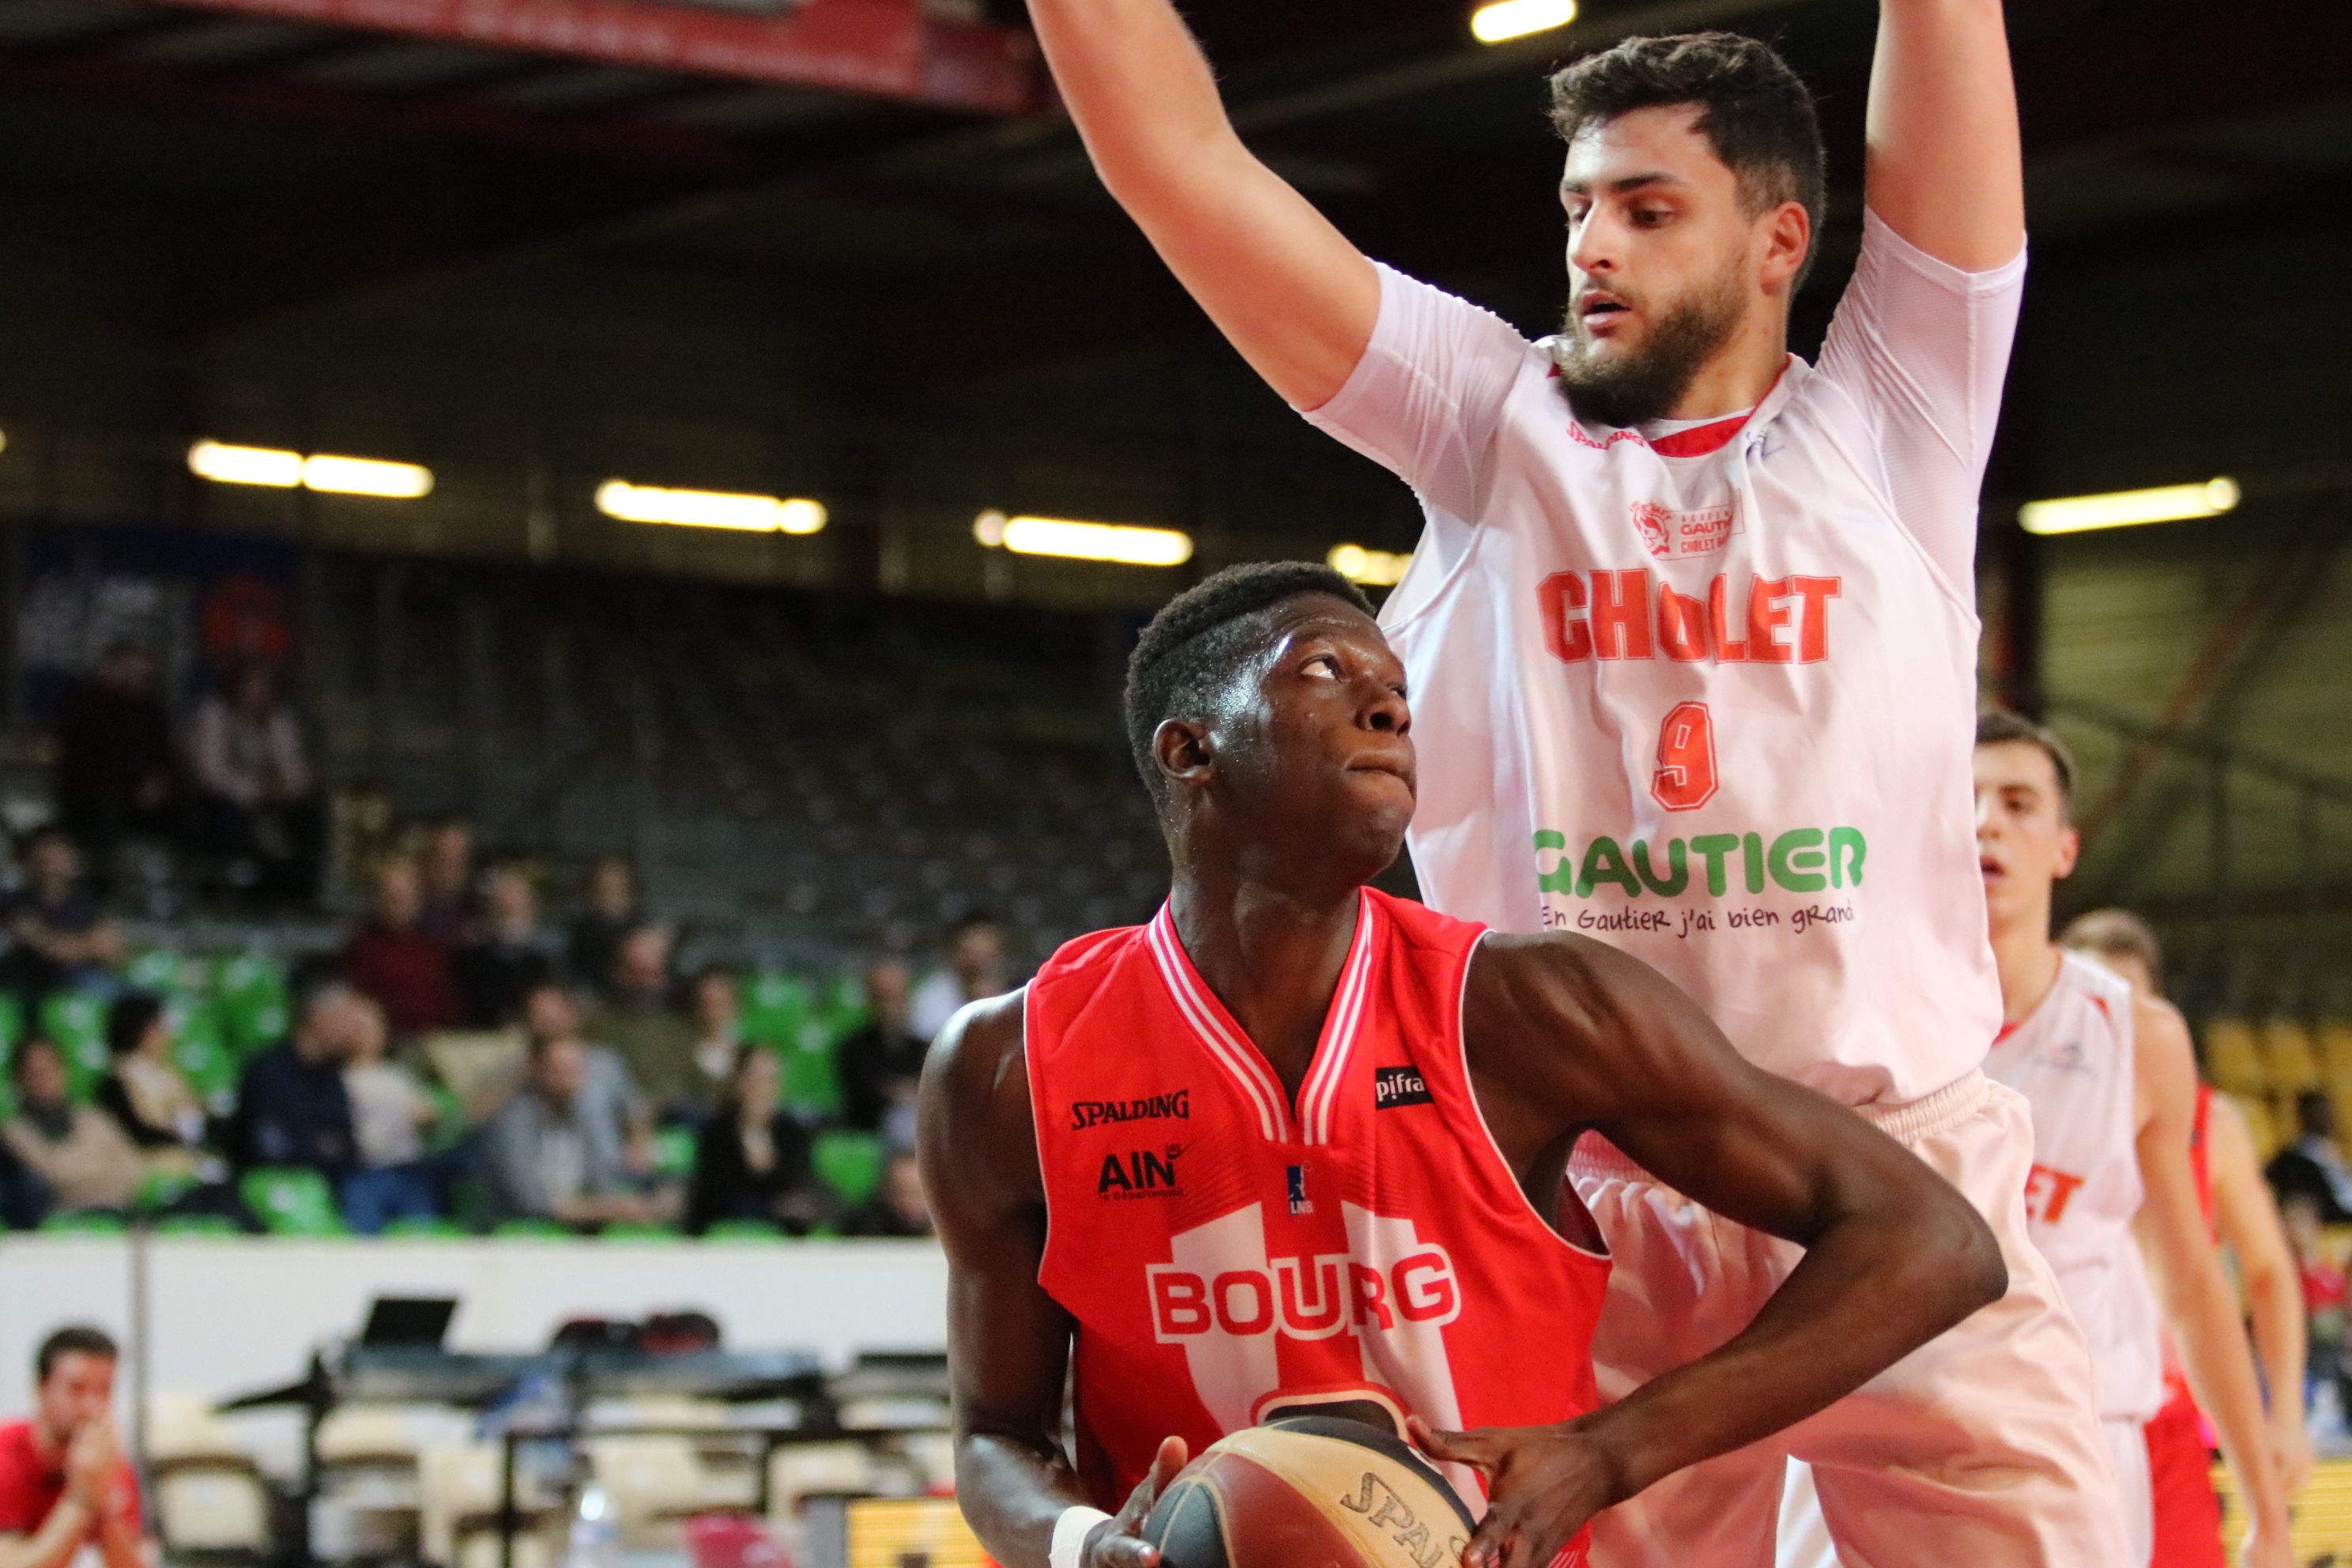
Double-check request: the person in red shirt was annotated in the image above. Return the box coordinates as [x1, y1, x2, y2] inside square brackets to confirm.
[0, 1325, 145, 1568]
[341, 855, 462, 1038]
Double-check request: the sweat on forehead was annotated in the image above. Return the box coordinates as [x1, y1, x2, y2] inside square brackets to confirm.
[1123, 562, 1376, 805]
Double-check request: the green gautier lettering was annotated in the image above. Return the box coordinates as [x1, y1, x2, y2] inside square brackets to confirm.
[1533, 827, 1869, 903]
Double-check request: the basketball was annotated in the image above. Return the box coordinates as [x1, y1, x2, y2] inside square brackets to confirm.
[1140, 1417, 1476, 1568]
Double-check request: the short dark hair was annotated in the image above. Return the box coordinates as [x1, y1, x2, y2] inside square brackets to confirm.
[36, 1325, 117, 1382]
[1977, 709, 2077, 816]
[1549, 32, 1828, 289]
[1123, 564, 1377, 808]
[2060, 908, 2163, 993]
[105, 991, 166, 1060]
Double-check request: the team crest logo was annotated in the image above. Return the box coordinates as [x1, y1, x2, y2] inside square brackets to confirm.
[1630, 499, 1738, 560]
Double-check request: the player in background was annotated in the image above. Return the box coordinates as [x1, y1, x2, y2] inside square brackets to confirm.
[2063, 908, 2314, 1564]
[1977, 714, 2290, 1566]
[1023, 0, 2121, 1559]
[925, 565, 2005, 1568]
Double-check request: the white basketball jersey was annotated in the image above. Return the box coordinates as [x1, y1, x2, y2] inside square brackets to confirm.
[1306, 215, 2023, 1106]
[1984, 952, 2164, 1422]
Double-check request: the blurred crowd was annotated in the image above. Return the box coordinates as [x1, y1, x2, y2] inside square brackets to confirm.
[0, 811, 1016, 1238]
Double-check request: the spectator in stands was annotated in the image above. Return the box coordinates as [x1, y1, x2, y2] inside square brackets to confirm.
[908, 914, 1007, 1042]
[2059, 906, 2165, 999]
[416, 819, 477, 947]
[51, 641, 175, 871]
[686, 966, 743, 1109]
[470, 981, 650, 1152]
[590, 924, 701, 1121]
[566, 854, 639, 997]
[1, 1041, 140, 1219]
[342, 856, 462, 1038]
[452, 863, 556, 1027]
[2267, 1090, 2352, 1223]
[340, 996, 443, 1234]
[232, 982, 361, 1182]
[837, 959, 925, 1140]
[186, 661, 322, 902]
[92, 992, 213, 1182]
[0, 829, 124, 1007]
[0, 1140, 43, 1231]
[0, 1325, 146, 1568]
[840, 1147, 933, 1238]
[687, 1046, 826, 1236]
[2285, 1194, 2352, 1425]
[481, 1031, 656, 1231]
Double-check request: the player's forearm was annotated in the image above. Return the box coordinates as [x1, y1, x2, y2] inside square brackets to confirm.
[2245, 1262, 2309, 1419]
[0, 1498, 93, 1568]
[1574, 1198, 1999, 1499]
[1027, 0, 1241, 209]
[94, 1510, 146, 1568]
[2167, 1265, 2290, 1521]
[955, 1427, 1096, 1568]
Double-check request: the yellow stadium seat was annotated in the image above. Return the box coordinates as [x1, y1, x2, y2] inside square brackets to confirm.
[2320, 1021, 2352, 1089]
[2262, 1019, 2322, 1091]
[2203, 1019, 2265, 1095]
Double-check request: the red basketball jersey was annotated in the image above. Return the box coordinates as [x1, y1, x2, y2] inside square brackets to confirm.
[1027, 888, 1611, 1526]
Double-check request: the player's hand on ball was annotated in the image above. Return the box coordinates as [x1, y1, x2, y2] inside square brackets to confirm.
[1084, 1435, 1189, 1568]
[1408, 1416, 1608, 1568]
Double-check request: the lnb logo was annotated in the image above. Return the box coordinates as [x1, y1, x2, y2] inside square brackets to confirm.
[1098, 1144, 1185, 1199]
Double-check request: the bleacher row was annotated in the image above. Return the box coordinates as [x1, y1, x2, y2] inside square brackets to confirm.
[2200, 1017, 2352, 1159]
[4, 948, 903, 1238]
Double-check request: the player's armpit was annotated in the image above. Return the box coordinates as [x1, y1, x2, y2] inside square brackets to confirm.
[922, 993, 1113, 1568]
[1462, 933, 2003, 1499]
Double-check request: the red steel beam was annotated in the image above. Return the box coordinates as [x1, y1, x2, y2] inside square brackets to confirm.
[139, 0, 1040, 114]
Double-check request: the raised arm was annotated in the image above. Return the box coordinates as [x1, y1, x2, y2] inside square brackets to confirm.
[1424, 934, 2003, 1568]
[1025, 0, 1377, 408]
[1864, 0, 2024, 270]
[2209, 1091, 2313, 1493]
[922, 993, 1185, 1568]
[2133, 999, 2292, 1566]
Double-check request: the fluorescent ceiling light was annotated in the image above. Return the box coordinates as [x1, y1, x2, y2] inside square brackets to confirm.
[596, 481, 827, 534]
[189, 441, 303, 489]
[188, 440, 433, 498]
[1471, 0, 1574, 44]
[974, 511, 1193, 567]
[1329, 543, 1412, 587]
[2018, 477, 2239, 536]
[301, 454, 433, 499]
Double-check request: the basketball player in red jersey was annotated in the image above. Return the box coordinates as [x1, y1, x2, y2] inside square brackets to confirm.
[1974, 715, 2290, 1566]
[925, 564, 2007, 1568]
[1022, 0, 2128, 1560]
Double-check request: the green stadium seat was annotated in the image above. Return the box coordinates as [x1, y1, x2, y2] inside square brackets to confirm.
[167, 1003, 239, 1103]
[239, 1167, 349, 1237]
[813, 1131, 884, 1206]
[601, 1222, 683, 1242]
[702, 1219, 783, 1242]
[40, 1211, 127, 1235]
[40, 993, 110, 1099]
[136, 1170, 198, 1213]
[652, 1127, 698, 1180]
[213, 955, 291, 1055]
[382, 1217, 469, 1240]
[153, 1215, 241, 1238]
[126, 950, 198, 999]
[780, 1023, 842, 1118]
[492, 1218, 573, 1240]
[739, 974, 812, 1050]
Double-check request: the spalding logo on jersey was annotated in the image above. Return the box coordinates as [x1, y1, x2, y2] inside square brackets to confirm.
[1140, 1200, 1470, 1439]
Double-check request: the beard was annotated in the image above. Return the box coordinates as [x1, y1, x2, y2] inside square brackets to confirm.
[1549, 255, 1748, 429]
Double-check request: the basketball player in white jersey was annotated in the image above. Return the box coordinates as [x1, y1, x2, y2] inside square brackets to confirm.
[1027, 0, 2122, 1559]
[1974, 712, 2290, 1565]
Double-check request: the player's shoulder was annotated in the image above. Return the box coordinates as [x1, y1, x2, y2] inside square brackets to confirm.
[923, 987, 1029, 1107]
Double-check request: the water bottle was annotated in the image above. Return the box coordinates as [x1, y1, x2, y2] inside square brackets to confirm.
[567, 1481, 623, 1568]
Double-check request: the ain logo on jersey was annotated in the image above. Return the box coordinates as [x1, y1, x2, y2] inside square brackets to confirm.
[1099, 1144, 1185, 1199]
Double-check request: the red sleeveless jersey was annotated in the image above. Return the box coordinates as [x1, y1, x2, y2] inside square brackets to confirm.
[1027, 888, 1611, 1523]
